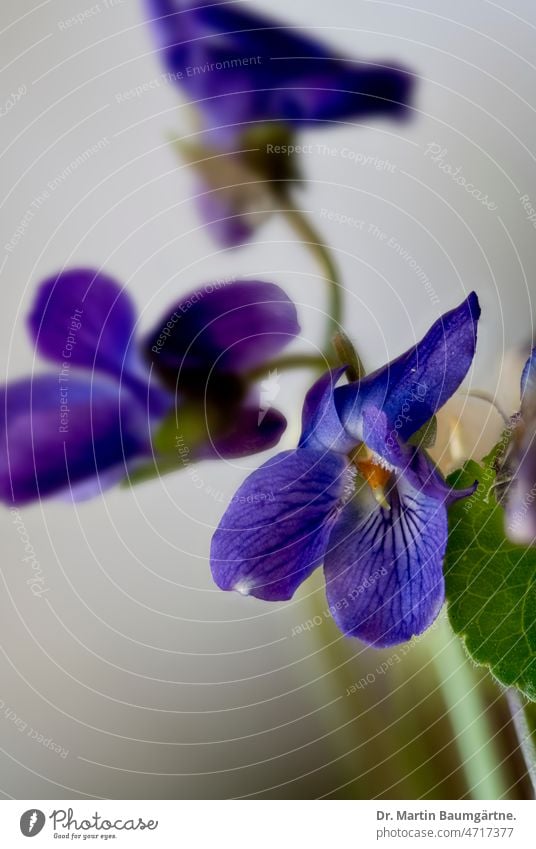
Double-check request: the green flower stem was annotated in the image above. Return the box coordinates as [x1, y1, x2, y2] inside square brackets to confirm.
[506, 690, 536, 797]
[279, 199, 342, 357]
[430, 617, 510, 799]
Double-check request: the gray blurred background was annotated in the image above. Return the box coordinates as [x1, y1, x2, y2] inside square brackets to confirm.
[0, 0, 535, 799]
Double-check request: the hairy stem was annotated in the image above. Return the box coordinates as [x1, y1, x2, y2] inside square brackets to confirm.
[506, 689, 536, 798]
[430, 618, 510, 799]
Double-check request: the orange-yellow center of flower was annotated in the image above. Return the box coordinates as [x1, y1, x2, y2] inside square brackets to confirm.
[355, 458, 392, 491]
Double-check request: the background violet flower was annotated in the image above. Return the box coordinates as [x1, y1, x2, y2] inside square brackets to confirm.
[145, 0, 416, 245]
[0, 271, 299, 504]
[146, 0, 414, 138]
[505, 346, 536, 544]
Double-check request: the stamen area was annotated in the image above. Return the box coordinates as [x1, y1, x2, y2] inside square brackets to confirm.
[353, 456, 393, 510]
[355, 458, 392, 492]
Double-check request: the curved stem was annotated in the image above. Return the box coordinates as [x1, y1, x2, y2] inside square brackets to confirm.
[279, 198, 342, 357]
[429, 617, 510, 799]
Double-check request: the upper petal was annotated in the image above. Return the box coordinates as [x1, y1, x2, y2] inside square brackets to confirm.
[28, 269, 146, 387]
[145, 0, 414, 138]
[0, 375, 151, 504]
[299, 367, 356, 454]
[145, 280, 300, 382]
[210, 448, 351, 600]
[336, 292, 480, 445]
[324, 462, 448, 647]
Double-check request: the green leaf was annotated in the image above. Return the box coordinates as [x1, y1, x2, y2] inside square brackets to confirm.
[445, 450, 536, 700]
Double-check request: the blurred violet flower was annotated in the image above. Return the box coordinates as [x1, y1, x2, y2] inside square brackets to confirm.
[504, 347, 536, 544]
[211, 293, 480, 647]
[146, 0, 414, 138]
[145, 0, 415, 245]
[0, 270, 299, 504]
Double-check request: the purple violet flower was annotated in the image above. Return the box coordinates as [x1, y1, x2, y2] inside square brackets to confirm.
[0, 270, 299, 504]
[211, 293, 480, 647]
[145, 0, 415, 245]
[146, 0, 414, 139]
[505, 347, 536, 545]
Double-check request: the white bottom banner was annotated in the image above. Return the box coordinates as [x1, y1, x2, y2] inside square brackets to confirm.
[0, 800, 534, 847]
